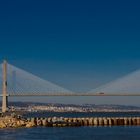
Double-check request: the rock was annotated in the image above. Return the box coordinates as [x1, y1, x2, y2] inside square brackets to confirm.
[20, 120, 26, 126]
[12, 122, 18, 128]
[26, 122, 34, 128]
[0, 122, 7, 128]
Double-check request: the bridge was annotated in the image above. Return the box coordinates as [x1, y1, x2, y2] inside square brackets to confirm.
[1, 60, 140, 112]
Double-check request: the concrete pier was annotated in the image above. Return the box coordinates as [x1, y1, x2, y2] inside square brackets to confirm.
[24, 117, 140, 127]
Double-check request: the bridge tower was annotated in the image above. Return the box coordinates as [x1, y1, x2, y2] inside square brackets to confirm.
[2, 60, 8, 113]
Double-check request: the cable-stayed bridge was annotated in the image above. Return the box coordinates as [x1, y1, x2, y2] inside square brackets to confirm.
[1, 60, 140, 112]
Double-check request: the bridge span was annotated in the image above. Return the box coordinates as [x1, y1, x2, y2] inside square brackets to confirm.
[1, 93, 140, 97]
[7, 93, 140, 96]
[1, 60, 140, 112]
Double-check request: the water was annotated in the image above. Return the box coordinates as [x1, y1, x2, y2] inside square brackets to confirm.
[24, 111, 140, 118]
[1, 126, 140, 140]
[1, 112, 140, 140]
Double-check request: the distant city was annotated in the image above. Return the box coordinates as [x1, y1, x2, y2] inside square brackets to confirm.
[3, 102, 140, 113]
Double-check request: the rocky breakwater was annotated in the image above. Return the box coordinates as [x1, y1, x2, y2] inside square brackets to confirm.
[1, 116, 140, 128]
[0, 116, 27, 128]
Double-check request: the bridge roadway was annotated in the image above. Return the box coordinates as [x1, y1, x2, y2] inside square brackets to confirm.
[0, 93, 140, 96]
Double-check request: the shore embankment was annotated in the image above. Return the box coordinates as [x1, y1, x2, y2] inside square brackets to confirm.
[1, 115, 140, 128]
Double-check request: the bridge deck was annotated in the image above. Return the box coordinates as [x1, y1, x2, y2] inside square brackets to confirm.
[5, 93, 140, 96]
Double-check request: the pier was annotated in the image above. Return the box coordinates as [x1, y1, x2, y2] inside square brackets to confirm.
[27, 117, 140, 127]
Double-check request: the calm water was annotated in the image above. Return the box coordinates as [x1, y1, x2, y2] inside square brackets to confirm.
[1, 112, 140, 140]
[24, 111, 140, 118]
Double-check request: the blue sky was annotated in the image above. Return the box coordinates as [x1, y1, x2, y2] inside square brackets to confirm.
[0, 0, 140, 104]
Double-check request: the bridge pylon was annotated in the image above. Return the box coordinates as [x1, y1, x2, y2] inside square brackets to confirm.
[2, 60, 8, 113]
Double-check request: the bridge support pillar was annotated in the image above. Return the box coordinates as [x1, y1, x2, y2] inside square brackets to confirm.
[2, 60, 8, 113]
